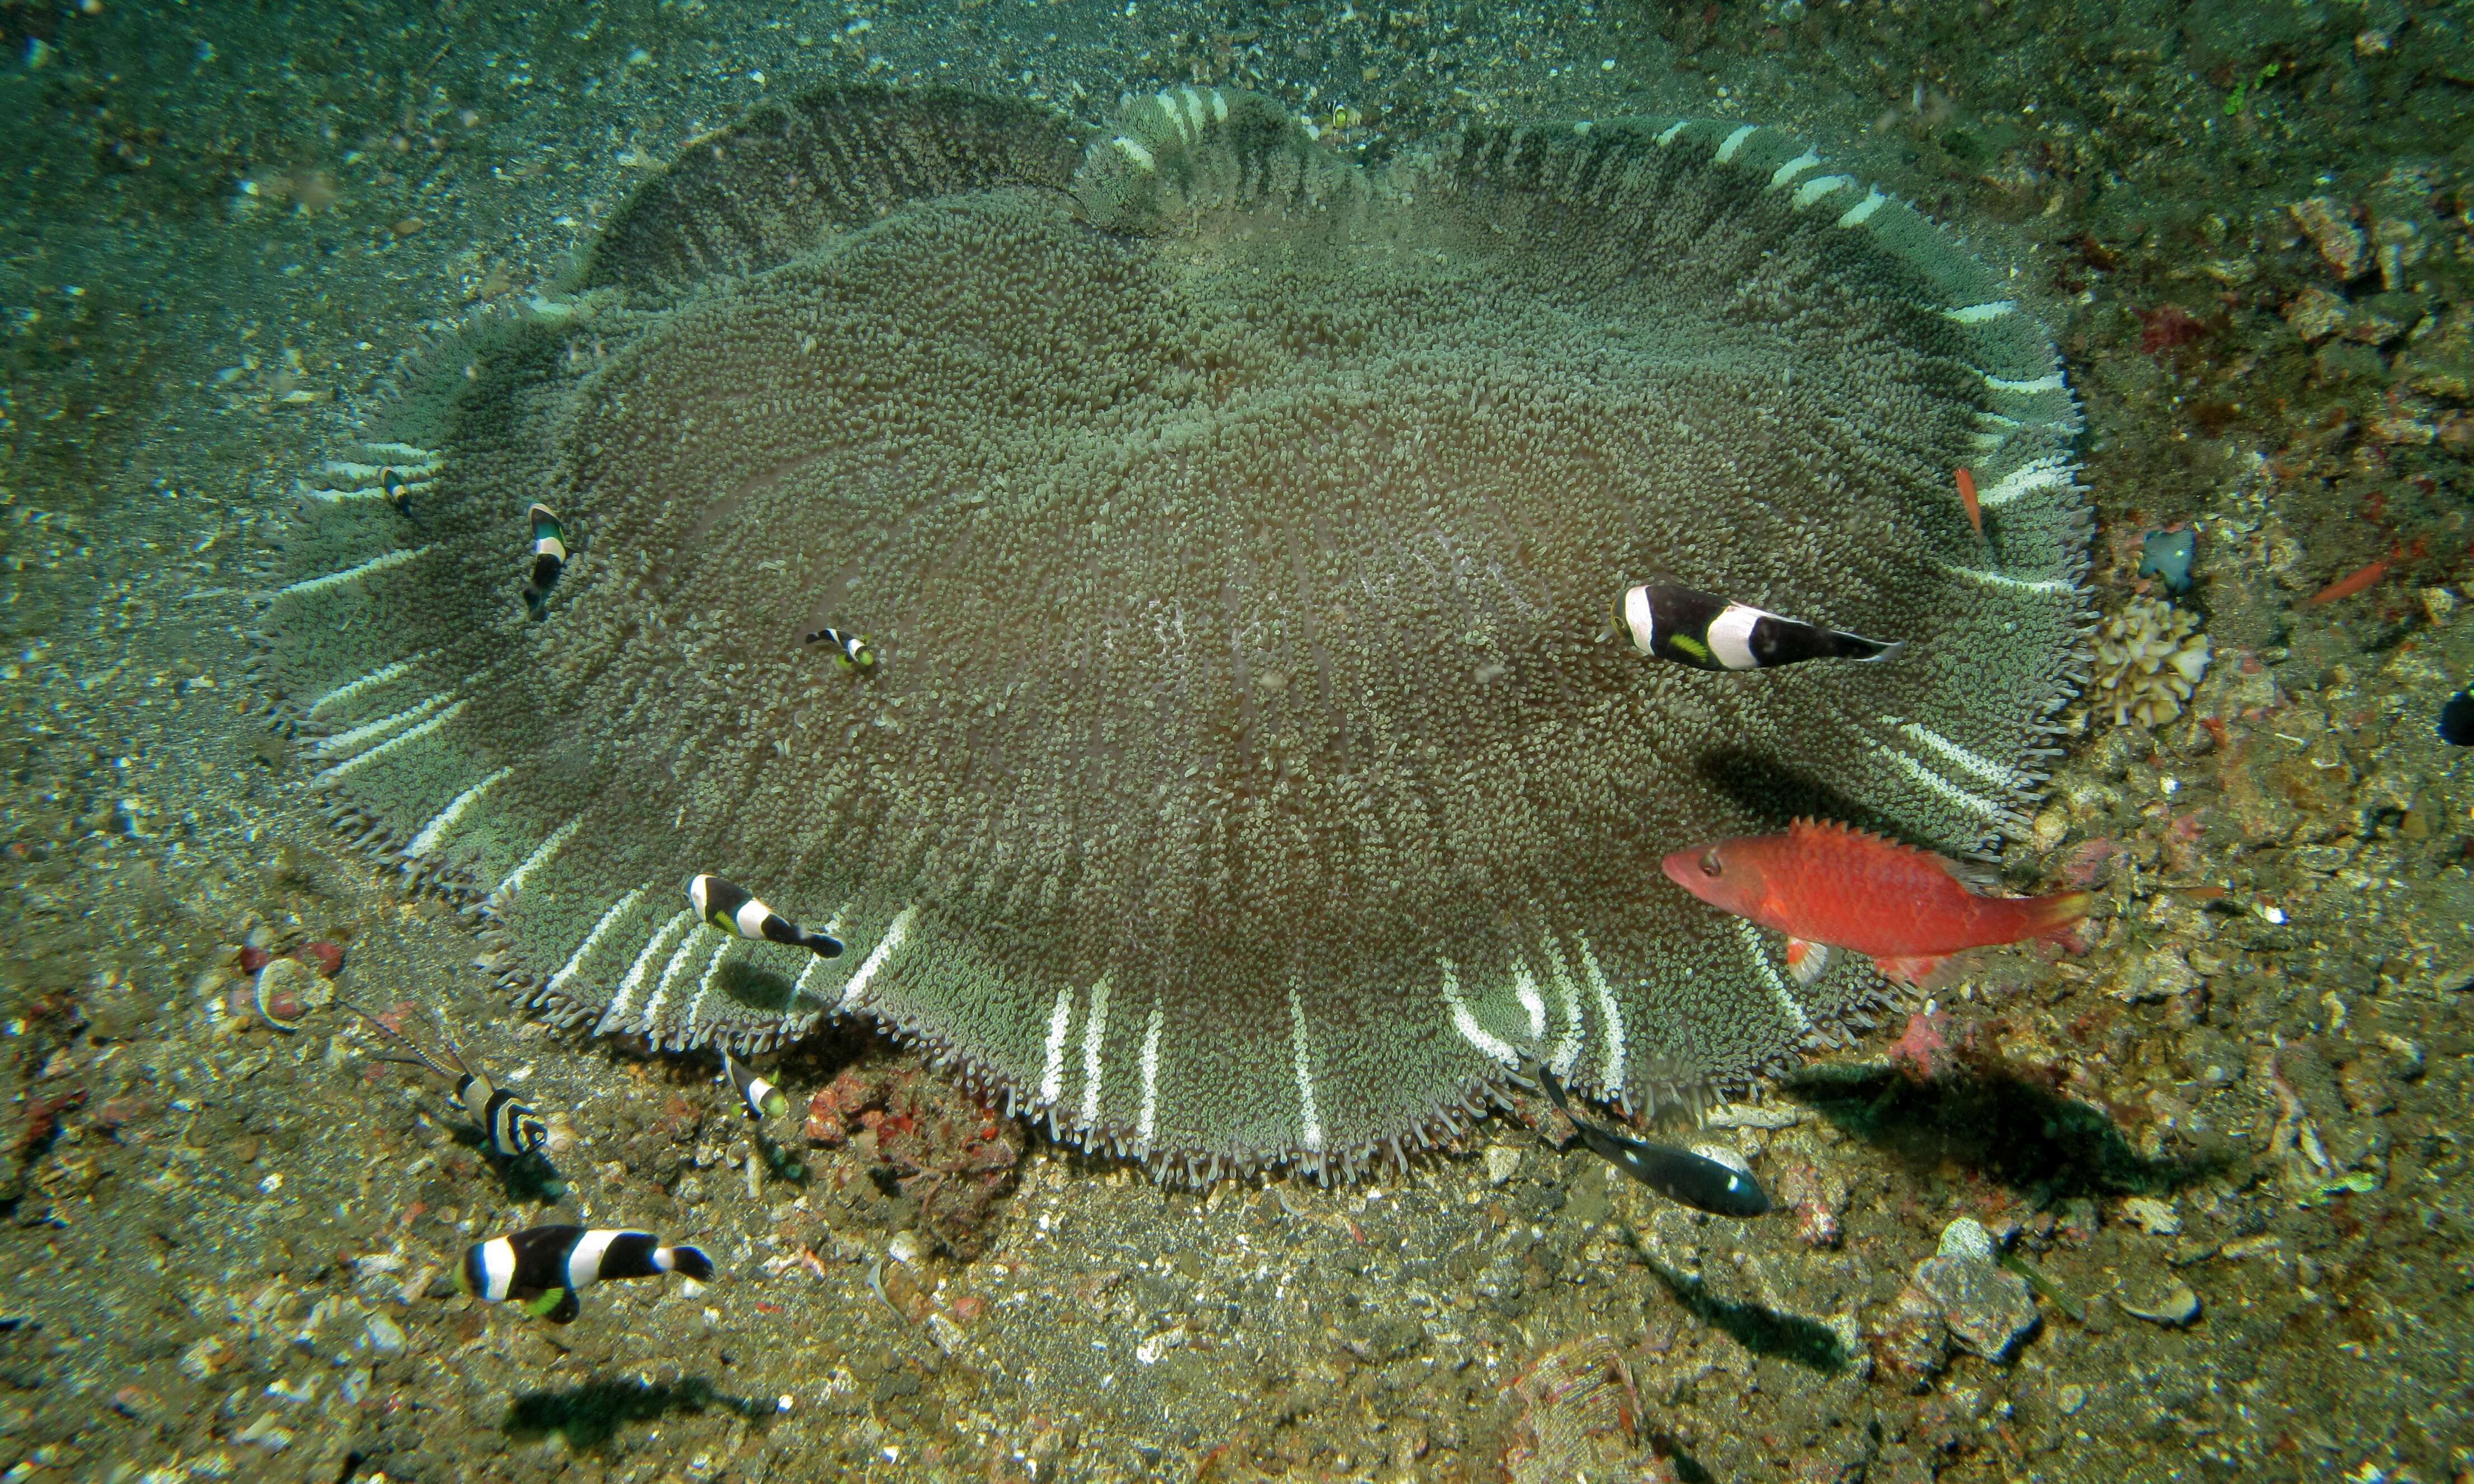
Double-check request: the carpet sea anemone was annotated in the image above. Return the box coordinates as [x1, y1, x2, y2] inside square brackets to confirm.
[264, 85, 2089, 1180]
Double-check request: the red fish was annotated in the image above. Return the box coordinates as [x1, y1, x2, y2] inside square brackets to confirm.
[1661, 819, 2090, 988]
[1954, 467, 1983, 538]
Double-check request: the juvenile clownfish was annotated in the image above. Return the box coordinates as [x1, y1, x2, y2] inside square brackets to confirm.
[1612, 583, 1904, 672]
[689, 874, 844, 959]
[803, 626, 876, 672]
[381, 467, 415, 519]
[342, 1000, 548, 1159]
[1534, 1063, 1768, 1218]
[523, 503, 567, 618]
[723, 1049, 787, 1120]
[1662, 818, 2090, 989]
[459, 1225, 713, 1324]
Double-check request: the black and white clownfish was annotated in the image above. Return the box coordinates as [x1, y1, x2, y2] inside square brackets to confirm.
[342, 1000, 548, 1160]
[1534, 1062, 1769, 1219]
[723, 1049, 788, 1120]
[803, 626, 877, 672]
[1612, 582, 1904, 672]
[689, 874, 843, 959]
[381, 467, 415, 519]
[523, 503, 567, 618]
[459, 1225, 714, 1324]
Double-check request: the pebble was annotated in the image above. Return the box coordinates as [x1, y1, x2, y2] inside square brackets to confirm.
[1937, 1216, 1996, 1260]
[2121, 1195, 2182, 1236]
[1484, 1145, 1521, 1186]
[178, 1334, 233, 1381]
[2120, 1278, 2202, 1327]
[2287, 196, 2369, 280]
[357, 1311, 406, 1358]
[2283, 286, 2349, 342]
[1913, 1254, 2040, 1361]
[2109, 947, 2199, 1003]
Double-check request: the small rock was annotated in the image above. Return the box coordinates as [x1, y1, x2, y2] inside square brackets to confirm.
[2110, 947, 2199, 1003]
[2366, 415, 2436, 446]
[1485, 1145, 1522, 1186]
[2286, 197, 2369, 281]
[1914, 1255, 2040, 1361]
[1772, 1158, 1848, 1249]
[111, 1385, 168, 1424]
[2057, 1383, 2087, 1415]
[357, 1312, 406, 1359]
[1875, 1283, 1949, 1389]
[178, 1334, 234, 1381]
[1937, 1216, 1996, 1260]
[1134, 1322, 1189, 1365]
[2397, 304, 2474, 401]
[2120, 1195, 2182, 1236]
[2282, 286, 2349, 343]
[2119, 1278, 2201, 1327]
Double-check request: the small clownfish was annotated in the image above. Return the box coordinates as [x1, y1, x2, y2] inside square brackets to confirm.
[459, 1225, 713, 1324]
[382, 467, 415, 519]
[689, 874, 844, 959]
[1612, 583, 1904, 672]
[723, 1049, 787, 1120]
[342, 1000, 547, 1159]
[1534, 1063, 1768, 1218]
[803, 626, 876, 672]
[1661, 818, 2090, 990]
[523, 503, 567, 618]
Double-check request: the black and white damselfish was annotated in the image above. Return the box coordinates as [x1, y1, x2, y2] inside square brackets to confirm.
[689, 874, 843, 959]
[802, 625, 877, 672]
[459, 1225, 714, 1324]
[343, 1001, 548, 1160]
[1536, 1063, 1769, 1218]
[723, 1049, 788, 1120]
[1613, 582, 1903, 672]
[522, 502, 567, 619]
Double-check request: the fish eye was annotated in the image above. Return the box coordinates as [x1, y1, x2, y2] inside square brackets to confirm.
[1698, 849, 1723, 878]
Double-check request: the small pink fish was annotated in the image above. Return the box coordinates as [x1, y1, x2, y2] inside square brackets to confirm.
[1662, 819, 2090, 988]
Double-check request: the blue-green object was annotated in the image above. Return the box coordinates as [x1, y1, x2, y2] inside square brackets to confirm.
[2139, 528, 2197, 594]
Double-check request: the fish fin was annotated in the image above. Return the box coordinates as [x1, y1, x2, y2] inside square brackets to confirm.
[1872, 952, 1971, 993]
[2027, 890, 2094, 942]
[518, 1287, 580, 1323]
[1871, 953, 1940, 988]
[1934, 855, 2003, 894]
[1783, 938, 1832, 986]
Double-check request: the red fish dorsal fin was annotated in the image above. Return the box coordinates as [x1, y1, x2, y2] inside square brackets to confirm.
[1786, 818, 1977, 886]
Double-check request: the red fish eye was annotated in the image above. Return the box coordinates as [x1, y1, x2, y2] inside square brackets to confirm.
[1698, 849, 1723, 878]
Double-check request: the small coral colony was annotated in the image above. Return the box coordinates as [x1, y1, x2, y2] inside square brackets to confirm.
[274, 83, 2104, 1327]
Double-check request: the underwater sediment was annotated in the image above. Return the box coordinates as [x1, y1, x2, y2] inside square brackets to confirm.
[2, 1, 2471, 1480]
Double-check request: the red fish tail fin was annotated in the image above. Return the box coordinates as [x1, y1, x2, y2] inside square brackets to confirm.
[2027, 890, 2092, 945]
